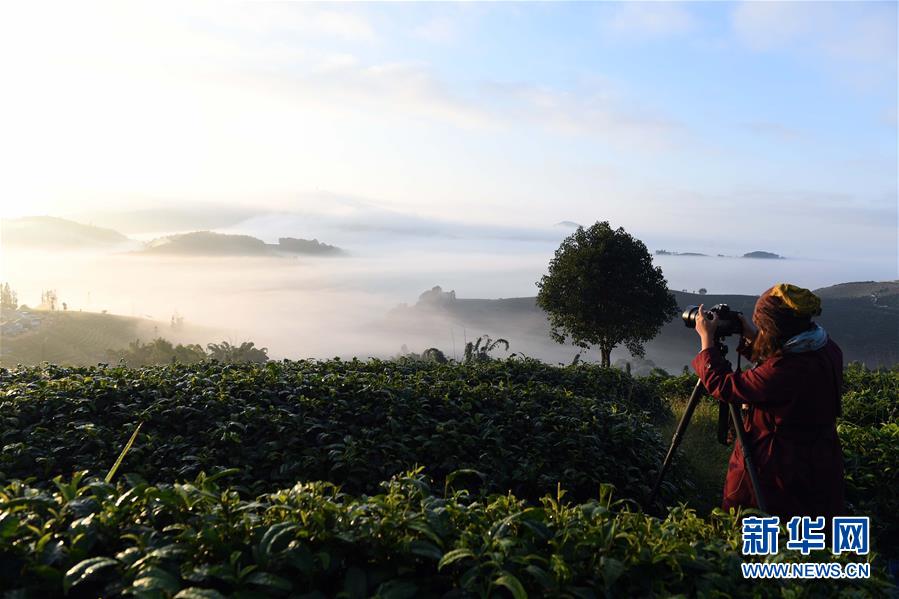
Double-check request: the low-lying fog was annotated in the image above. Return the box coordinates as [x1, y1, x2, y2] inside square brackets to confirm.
[2, 233, 894, 365]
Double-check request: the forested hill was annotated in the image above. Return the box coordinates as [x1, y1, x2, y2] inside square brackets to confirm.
[140, 231, 343, 256]
[386, 281, 899, 371]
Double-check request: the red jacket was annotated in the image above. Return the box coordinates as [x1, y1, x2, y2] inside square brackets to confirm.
[691, 338, 845, 521]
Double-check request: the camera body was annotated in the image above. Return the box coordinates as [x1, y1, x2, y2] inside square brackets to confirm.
[682, 303, 745, 447]
[682, 303, 743, 338]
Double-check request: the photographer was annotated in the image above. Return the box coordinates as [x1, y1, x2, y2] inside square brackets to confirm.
[691, 283, 845, 522]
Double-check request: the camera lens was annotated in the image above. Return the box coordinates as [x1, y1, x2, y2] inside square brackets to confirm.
[682, 304, 743, 337]
[682, 305, 700, 328]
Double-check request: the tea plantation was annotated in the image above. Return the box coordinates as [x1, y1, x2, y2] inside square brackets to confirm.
[0, 359, 896, 597]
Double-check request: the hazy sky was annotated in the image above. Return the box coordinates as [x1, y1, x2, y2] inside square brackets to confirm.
[1, 1, 896, 268]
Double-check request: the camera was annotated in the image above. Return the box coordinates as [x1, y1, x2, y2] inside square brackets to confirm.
[682, 303, 742, 338]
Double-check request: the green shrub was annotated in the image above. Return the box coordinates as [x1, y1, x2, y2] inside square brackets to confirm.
[3, 358, 895, 595]
[841, 366, 898, 426]
[645, 371, 699, 402]
[839, 422, 899, 556]
[0, 470, 892, 598]
[387, 356, 671, 421]
[0, 360, 678, 504]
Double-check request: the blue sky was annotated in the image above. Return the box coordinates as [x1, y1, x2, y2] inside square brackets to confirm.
[1, 1, 896, 271]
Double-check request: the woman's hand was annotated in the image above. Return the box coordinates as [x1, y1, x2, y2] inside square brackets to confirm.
[694, 303, 718, 351]
[738, 313, 759, 342]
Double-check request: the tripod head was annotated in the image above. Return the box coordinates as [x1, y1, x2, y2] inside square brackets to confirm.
[714, 337, 729, 356]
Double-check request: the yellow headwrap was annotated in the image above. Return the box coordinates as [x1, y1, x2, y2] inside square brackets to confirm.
[769, 283, 822, 317]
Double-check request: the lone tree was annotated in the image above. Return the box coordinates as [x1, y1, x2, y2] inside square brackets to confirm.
[536, 221, 678, 367]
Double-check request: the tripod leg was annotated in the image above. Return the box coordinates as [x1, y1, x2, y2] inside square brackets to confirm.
[728, 403, 768, 513]
[716, 402, 731, 445]
[649, 378, 705, 504]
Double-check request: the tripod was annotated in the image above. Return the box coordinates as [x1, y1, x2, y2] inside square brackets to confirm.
[648, 339, 767, 512]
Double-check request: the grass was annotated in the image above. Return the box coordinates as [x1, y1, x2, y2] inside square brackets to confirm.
[659, 395, 733, 514]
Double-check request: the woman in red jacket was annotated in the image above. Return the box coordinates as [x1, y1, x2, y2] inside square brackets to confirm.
[691, 283, 845, 522]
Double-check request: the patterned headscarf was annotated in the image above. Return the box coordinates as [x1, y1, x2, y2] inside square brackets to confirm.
[753, 283, 821, 345]
[768, 283, 822, 317]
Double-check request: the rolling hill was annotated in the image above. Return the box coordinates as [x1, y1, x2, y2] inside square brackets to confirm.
[0, 310, 153, 366]
[138, 231, 344, 256]
[1, 216, 131, 249]
[0, 309, 225, 367]
[385, 281, 899, 371]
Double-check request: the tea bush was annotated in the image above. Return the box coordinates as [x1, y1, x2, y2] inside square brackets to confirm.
[0, 360, 679, 504]
[840, 365, 899, 426]
[839, 422, 899, 555]
[2, 360, 896, 595]
[0, 470, 891, 598]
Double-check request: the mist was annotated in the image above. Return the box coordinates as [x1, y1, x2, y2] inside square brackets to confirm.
[2, 228, 894, 368]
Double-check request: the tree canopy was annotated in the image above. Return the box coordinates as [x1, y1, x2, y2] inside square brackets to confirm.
[0, 282, 18, 312]
[206, 340, 269, 364]
[106, 338, 207, 367]
[536, 221, 678, 367]
[106, 338, 269, 366]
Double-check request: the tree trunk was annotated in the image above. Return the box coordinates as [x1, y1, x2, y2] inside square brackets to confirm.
[600, 347, 612, 368]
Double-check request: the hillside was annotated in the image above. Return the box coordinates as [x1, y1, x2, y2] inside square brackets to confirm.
[814, 280, 899, 302]
[0, 216, 131, 249]
[385, 281, 899, 371]
[141, 231, 271, 256]
[139, 231, 343, 256]
[0, 309, 223, 367]
[0, 309, 152, 366]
